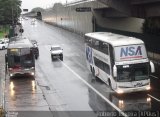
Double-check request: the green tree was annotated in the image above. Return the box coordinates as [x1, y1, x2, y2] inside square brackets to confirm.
[0, 0, 22, 25]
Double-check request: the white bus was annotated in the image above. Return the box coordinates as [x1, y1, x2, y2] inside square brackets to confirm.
[85, 32, 155, 94]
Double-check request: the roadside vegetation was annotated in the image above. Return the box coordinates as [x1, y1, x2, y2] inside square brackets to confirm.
[0, 0, 21, 25]
[0, 25, 9, 39]
[0, 0, 21, 37]
[143, 18, 160, 36]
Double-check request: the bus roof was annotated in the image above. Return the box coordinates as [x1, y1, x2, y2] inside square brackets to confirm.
[8, 36, 33, 49]
[85, 32, 144, 47]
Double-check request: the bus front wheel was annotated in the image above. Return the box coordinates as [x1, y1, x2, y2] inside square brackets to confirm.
[92, 68, 95, 77]
[90, 66, 92, 72]
[35, 55, 38, 59]
[108, 79, 113, 90]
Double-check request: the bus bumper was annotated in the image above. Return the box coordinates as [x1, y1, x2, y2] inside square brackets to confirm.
[115, 84, 151, 94]
[9, 69, 35, 77]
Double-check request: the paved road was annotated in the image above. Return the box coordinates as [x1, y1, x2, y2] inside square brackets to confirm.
[0, 50, 6, 115]
[2, 18, 160, 117]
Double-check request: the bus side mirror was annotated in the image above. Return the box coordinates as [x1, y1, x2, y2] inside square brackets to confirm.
[113, 65, 117, 77]
[150, 61, 155, 73]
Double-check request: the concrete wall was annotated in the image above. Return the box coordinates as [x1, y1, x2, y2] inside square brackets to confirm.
[94, 14, 144, 33]
[42, 1, 144, 34]
[42, 1, 107, 34]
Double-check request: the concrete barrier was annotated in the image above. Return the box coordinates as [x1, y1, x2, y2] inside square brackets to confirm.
[148, 51, 160, 63]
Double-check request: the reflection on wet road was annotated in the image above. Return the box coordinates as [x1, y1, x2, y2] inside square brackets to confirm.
[5, 75, 53, 117]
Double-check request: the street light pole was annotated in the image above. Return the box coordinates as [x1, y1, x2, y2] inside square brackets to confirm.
[10, 6, 15, 37]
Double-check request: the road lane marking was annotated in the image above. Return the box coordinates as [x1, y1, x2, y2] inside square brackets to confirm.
[62, 62, 128, 117]
[148, 94, 160, 102]
[150, 75, 159, 79]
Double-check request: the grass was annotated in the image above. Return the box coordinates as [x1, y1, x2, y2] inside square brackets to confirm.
[0, 32, 4, 38]
[0, 25, 9, 39]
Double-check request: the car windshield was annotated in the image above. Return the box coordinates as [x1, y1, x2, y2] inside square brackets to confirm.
[117, 63, 149, 82]
[51, 47, 61, 50]
[31, 40, 37, 44]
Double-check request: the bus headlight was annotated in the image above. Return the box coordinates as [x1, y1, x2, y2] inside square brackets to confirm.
[117, 88, 124, 94]
[146, 86, 151, 90]
[10, 74, 13, 77]
[147, 97, 151, 102]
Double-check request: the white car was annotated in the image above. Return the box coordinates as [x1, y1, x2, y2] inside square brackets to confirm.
[0, 40, 8, 50]
[31, 21, 35, 25]
[1, 38, 9, 43]
[24, 17, 29, 20]
[50, 45, 63, 61]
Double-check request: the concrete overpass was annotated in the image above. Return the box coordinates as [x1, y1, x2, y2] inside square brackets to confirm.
[27, 0, 160, 19]
[97, 0, 160, 18]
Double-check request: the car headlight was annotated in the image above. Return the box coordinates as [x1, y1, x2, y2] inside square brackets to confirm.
[31, 72, 35, 75]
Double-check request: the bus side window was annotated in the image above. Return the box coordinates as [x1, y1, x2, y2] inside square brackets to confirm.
[94, 57, 103, 71]
[102, 42, 109, 55]
[94, 57, 110, 75]
[92, 40, 99, 50]
[85, 36, 92, 46]
[103, 64, 110, 75]
[85, 36, 89, 43]
[99, 41, 103, 50]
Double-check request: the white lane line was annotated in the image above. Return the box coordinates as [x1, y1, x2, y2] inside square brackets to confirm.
[148, 94, 160, 102]
[150, 75, 159, 79]
[62, 62, 128, 117]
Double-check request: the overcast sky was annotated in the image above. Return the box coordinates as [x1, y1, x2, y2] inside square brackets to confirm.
[21, 0, 74, 12]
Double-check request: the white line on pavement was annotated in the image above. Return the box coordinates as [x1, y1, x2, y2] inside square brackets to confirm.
[148, 94, 160, 102]
[150, 75, 159, 79]
[61, 62, 128, 117]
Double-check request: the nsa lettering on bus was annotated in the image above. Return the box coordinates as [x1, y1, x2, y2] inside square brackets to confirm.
[120, 46, 142, 58]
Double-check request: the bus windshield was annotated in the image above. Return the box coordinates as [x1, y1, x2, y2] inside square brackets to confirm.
[117, 63, 149, 82]
[8, 48, 34, 68]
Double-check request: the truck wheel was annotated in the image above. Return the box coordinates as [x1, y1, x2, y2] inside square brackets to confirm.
[2, 46, 5, 50]
[51, 55, 54, 61]
[35, 55, 38, 59]
[92, 68, 95, 77]
[90, 66, 92, 72]
[60, 55, 63, 61]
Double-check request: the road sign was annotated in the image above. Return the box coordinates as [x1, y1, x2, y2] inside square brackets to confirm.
[76, 7, 91, 12]
[23, 9, 28, 12]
